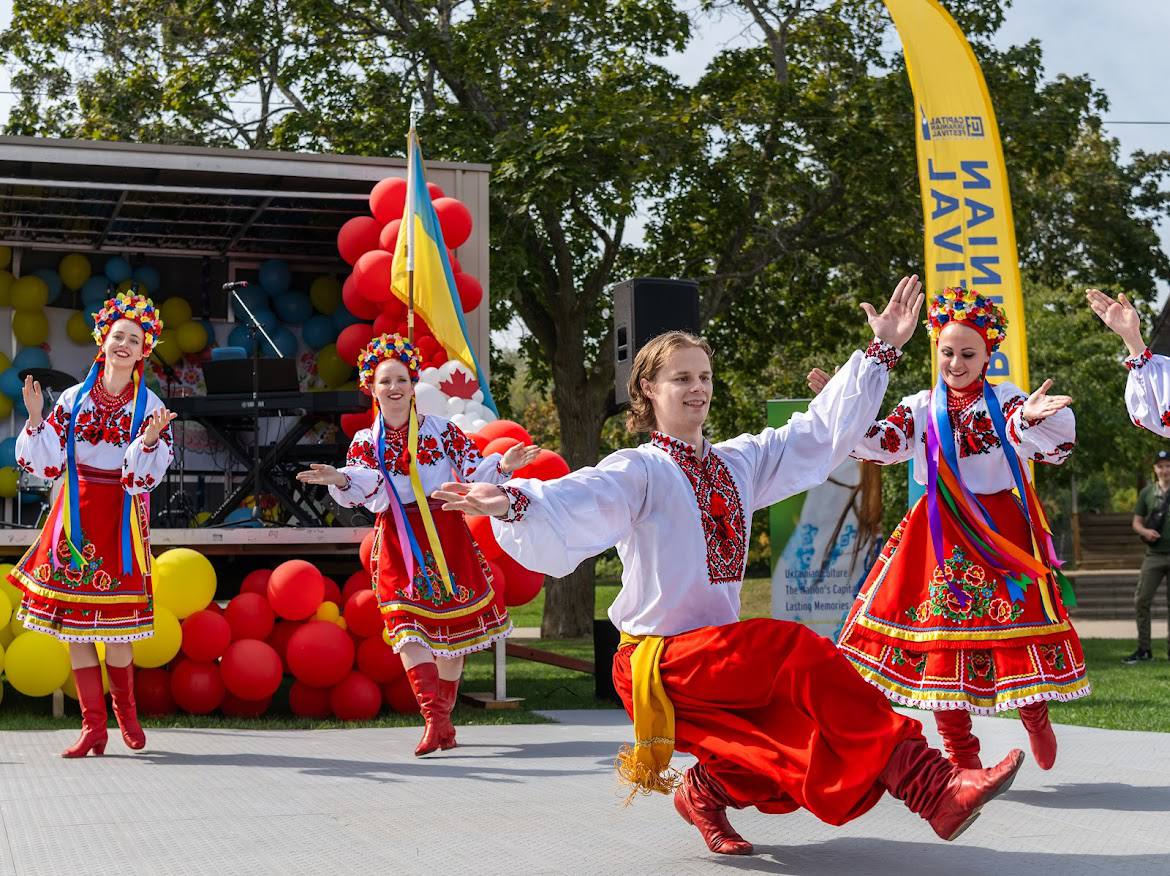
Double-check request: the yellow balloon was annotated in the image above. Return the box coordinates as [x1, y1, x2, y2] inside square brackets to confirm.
[11, 276, 48, 311]
[0, 353, 10, 372]
[155, 329, 183, 366]
[334, 616, 348, 631]
[58, 253, 92, 291]
[160, 297, 193, 327]
[0, 564, 18, 606]
[0, 468, 17, 500]
[9, 613, 25, 639]
[0, 270, 13, 306]
[0, 246, 10, 270]
[152, 547, 216, 618]
[5, 630, 69, 696]
[116, 279, 135, 294]
[0, 593, 11, 630]
[132, 604, 180, 668]
[309, 275, 342, 315]
[192, 511, 211, 527]
[0, 395, 12, 421]
[13, 311, 49, 346]
[0, 624, 12, 650]
[315, 601, 340, 622]
[175, 321, 208, 354]
[66, 310, 94, 345]
[316, 344, 352, 388]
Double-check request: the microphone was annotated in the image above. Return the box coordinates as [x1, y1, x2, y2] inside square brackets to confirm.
[222, 280, 250, 290]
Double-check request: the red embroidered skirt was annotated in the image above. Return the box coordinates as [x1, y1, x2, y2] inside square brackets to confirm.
[612, 618, 922, 825]
[370, 502, 511, 657]
[837, 490, 1090, 714]
[9, 467, 154, 643]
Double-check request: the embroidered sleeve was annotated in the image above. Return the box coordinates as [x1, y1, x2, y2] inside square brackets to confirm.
[445, 421, 510, 484]
[328, 431, 390, 512]
[121, 412, 174, 495]
[850, 394, 922, 467]
[1125, 351, 1170, 438]
[999, 383, 1075, 466]
[864, 338, 903, 371]
[498, 485, 530, 522]
[16, 401, 69, 480]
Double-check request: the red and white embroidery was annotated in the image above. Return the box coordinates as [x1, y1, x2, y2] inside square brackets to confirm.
[499, 485, 530, 522]
[864, 338, 903, 371]
[1125, 348, 1153, 371]
[864, 402, 915, 455]
[650, 432, 746, 584]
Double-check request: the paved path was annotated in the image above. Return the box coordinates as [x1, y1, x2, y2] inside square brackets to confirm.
[0, 709, 1167, 874]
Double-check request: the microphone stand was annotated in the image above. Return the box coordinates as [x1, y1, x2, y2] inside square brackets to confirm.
[228, 285, 285, 524]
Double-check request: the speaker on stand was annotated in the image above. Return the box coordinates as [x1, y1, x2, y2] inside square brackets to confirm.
[612, 277, 701, 406]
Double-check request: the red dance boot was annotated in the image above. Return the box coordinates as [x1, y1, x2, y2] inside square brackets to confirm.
[672, 763, 754, 855]
[106, 663, 146, 750]
[437, 676, 460, 750]
[879, 736, 1024, 841]
[407, 663, 455, 757]
[934, 709, 982, 769]
[62, 666, 108, 758]
[1018, 702, 1057, 770]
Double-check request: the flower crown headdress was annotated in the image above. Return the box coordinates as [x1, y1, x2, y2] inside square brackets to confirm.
[925, 287, 1007, 353]
[91, 292, 164, 358]
[357, 333, 422, 391]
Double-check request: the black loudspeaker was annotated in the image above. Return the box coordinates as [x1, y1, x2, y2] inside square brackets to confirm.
[593, 618, 622, 703]
[613, 277, 700, 405]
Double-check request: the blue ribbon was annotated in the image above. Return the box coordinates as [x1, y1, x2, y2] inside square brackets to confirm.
[64, 360, 102, 569]
[118, 365, 150, 575]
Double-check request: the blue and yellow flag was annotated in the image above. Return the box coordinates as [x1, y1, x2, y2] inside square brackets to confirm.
[390, 131, 497, 414]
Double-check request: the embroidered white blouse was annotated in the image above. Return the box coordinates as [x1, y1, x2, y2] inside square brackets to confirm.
[16, 383, 174, 494]
[1122, 349, 1170, 437]
[490, 341, 902, 637]
[329, 415, 509, 512]
[850, 380, 1075, 491]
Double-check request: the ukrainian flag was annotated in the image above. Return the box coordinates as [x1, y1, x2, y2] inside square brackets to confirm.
[391, 131, 497, 414]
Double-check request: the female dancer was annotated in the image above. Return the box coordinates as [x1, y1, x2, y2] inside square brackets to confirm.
[437, 277, 1024, 857]
[10, 292, 174, 757]
[297, 333, 535, 755]
[826, 287, 1087, 772]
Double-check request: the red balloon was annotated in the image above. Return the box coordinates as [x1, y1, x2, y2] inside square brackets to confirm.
[287, 620, 356, 688]
[486, 559, 507, 613]
[478, 419, 533, 445]
[382, 675, 420, 714]
[240, 568, 272, 597]
[180, 609, 232, 662]
[134, 667, 176, 716]
[447, 249, 462, 274]
[433, 197, 473, 248]
[516, 449, 571, 481]
[171, 660, 225, 715]
[224, 592, 275, 642]
[483, 436, 521, 457]
[342, 273, 380, 320]
[222, 693, 272, 717]
[369, 177, 408, 225]
[359, 532, 376, 575]
[465, 513, 504, 561]
[289, 680, 333, 718]
[353, 249, 395, 304]
[426, 181, 445, 200]
[330, 671, 383, 721]
[203, 601, 224, 616]
[266, 620, 304, 672]
[344, 589, 384, 639]
[221, 639, 283, 700]
[337, 215, 382, 266]
[337, 322, 376, 367]
[380, 294, 407, 321]
[321, 576, 342, 606]
[267, 559, 325, 621]
[453, 272, 483, 312]
[497, 552, 544, 607]
[378, 218, 402, 253]
[467, 432, 490, 452]
[356, 636, 405, 684]
[416, 336, 439, 359]
[430, 348, 448, 367]
[341, 408, 375, 438]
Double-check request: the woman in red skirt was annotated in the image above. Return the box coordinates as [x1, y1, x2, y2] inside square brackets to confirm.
[439, 276, 1025, 856]
[298, 333, 534, 755]
[10, 292, 174, 757]
[826, 287, 1087, 772]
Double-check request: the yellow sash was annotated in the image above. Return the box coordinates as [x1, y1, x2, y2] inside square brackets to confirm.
[615, 632, 681, 803]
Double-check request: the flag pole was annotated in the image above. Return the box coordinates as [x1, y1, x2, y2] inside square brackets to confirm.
[405, 103, 419, 345]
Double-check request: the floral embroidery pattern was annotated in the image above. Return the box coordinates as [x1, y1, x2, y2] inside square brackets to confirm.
[1032, 441, 1075, 465]
[1039, 643, 1067, 671]
[397, 550, 471, 607]
[1124, 348, 1153, 370]
[440, 422, 490, 479]
[864, 338, 903, 371]
[890, 647, 928, 674]
[907, 547, 1023, 625]
[966, 650, 995, 682]
[35, 539, 114, 592]
[865, 403, 914, 454]
[950, 408, 999, 458]
[500, 485, 529, 522]
[650, 432, 746, 584]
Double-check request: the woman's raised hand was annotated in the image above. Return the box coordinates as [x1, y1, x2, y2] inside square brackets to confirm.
[296, 463, 349, 487]
[432, 481, 511, 517]
[1086, 288, 1146, 357]
[861, 274, 925, 349]
[499, 443, 540, 474]
[806, 368, 831, 395]
[1021, 379, 1073, 423]
[21, 375, 43, 428]
[142, 407, 177, 446]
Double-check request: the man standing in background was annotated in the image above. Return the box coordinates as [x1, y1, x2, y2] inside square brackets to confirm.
[1126, 450, 1170, 664]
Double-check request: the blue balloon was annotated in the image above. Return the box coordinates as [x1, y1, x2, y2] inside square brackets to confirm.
[19, 490, 41, 504]
[258, 259, 291, 295]
[302, 315, 337, 351]
[81, 275, 113, 309]
[332, 305, 360, 331]
[227, 324, 257, 354]
[103, 256, 132, 284]
[13, 393, 27, 419]
[33, 268, 63, 305]
[0, 437, 16, 468]
[260, 326, 298, 359]
[12, 347, 50, 374]
[224, 507, 262, 526]
[251, 308, 278, 331]
[0, 368, 22, 399]
[200, 319, 217, 347]
[232, 285, 268, 318]
[273, 291, 312, 325]
[132, 265, 161, 293]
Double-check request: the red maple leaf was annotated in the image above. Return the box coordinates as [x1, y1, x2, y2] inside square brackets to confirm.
[438, 369, 479, 400]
